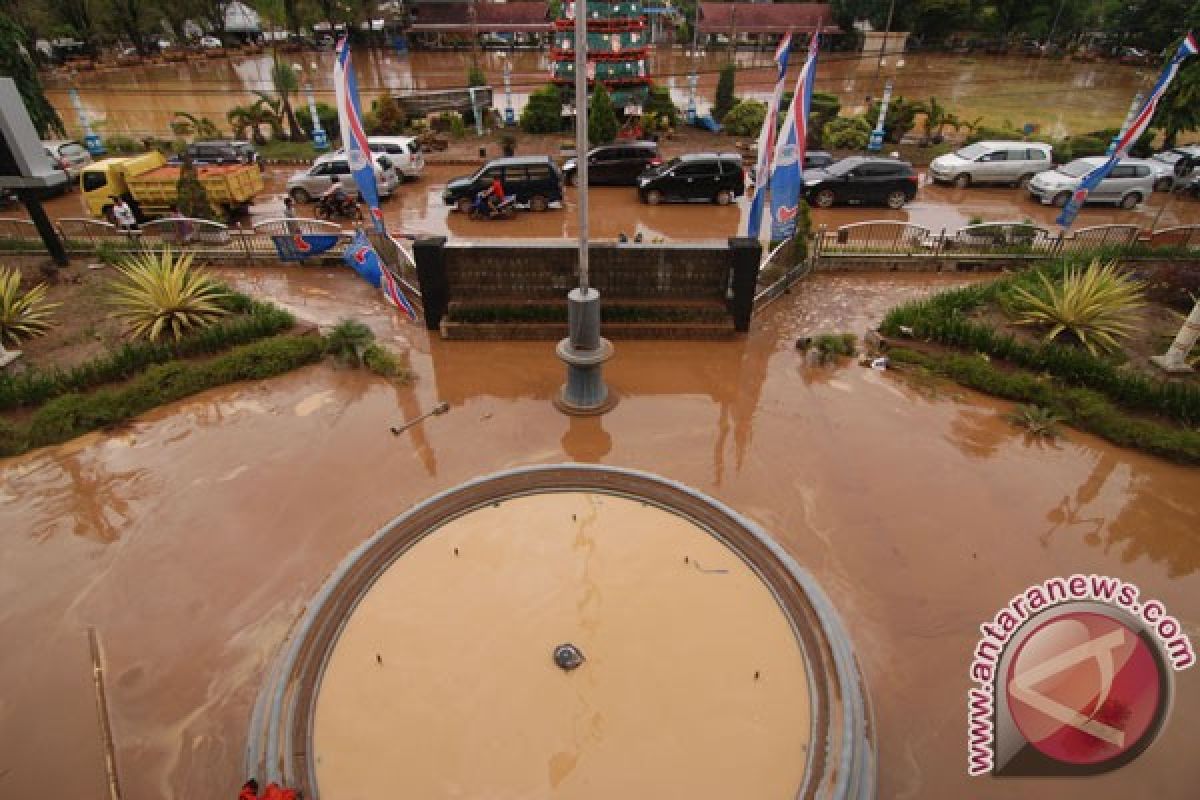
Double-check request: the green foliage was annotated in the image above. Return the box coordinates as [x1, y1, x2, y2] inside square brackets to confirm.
[520, 84, 564, 134]
[3, 335, 322, 457]
[325, 319, 375, 365]
[866, 95, 923, 143]
[171, 112, 222, 139]
[823, 116, 871, 150]
[467, 64, 487, 87]
[366, 94, 407, 135]
[815, 333, 857, 357]
[721, 99, 767, 137]
[643, 85, 680, 128]
[0, 267, 58, 346]
[714, 63, 737, 122]
[256, 140, 318, 161]
[175, 156, 218, 221]
[1008, 260, 1147, 355]
[0, 13, 65, 137]
[807, 91, 841, 146]
[298, 101, 341, 141]
[588, 83, 619, 145]
[108, 249, 230, 341]
[433, 111, 467, 138]
[104, 135, 143, 154]
[362, 343, 414, 383]
[1006, 403, 1065, 438]
[0, 292, 293, 412]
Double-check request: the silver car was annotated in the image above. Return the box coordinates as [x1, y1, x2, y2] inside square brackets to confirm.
[1028, 157, 1156, 209]
[42, 139, 92, 182]
[1145, 145, 1200, 191]
[929, 141, 1053, 188]
[286, 153, 400, 203]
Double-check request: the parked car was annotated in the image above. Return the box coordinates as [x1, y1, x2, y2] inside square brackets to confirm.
[1027, 157, 1156, 208]
[336, 136, 424, 180]
[42, 139, 93, 183]
[562, 141, 660, 186]
[174, 140, 261, 169]
[803, 156, 919, 209]
[636, 153, 745, 205]
[1146, 146, 1200, 191]
[805, 150, 835, 170]
[929, 141, 1053, 188]
[199, 35, 223, 49]
[286, 153, 400, 203]
[443, 156, 563, 212]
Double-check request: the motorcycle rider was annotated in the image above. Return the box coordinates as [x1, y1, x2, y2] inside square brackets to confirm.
[487, 174, 505, 214]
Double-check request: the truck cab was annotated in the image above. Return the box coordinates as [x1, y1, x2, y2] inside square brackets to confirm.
[80, 151, 167, 218]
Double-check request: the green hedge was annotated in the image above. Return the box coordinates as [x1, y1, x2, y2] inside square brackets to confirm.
[1, 334, 322, 457]
[450, 304, 724, 324]
[889, 348, 1200, 464]
[880, 263, 1200, 426]
[0, 294, 294, 412]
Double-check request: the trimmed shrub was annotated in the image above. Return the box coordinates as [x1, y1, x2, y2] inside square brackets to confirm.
[588, 82, 619, 145]
[643, 85, 680, 128]
[721, 99, 767, 137]
[520, 84, 563, 134]
[714, 63, 736, 122]
[823, 116, 871, 150]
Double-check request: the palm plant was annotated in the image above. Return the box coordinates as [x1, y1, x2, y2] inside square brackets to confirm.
[227, 100, 272, 145]
[923, 96, 947, 142]
[271, 58, 305, 142]
[251, 91, 287, 141]
[107, 249, 230, 342]
[1005, 404, 1065, 438]
[1009, 260, 1146, 355]
[325, 319, 375, 365]
[171, 112, 222, 139]
[0, 266, 59, 346]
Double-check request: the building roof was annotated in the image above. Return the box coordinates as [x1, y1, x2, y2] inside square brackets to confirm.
[411, 2, 551, 32]
[697, 3, 834, 35]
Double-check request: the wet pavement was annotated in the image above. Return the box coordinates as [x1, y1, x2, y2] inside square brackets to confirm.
[12, 162, 1200, 242]
[1, 268, 1197, 798]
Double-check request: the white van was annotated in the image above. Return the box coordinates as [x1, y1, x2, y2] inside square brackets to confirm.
[336, 136, 425, 181]
[929, 141, 1054, 188]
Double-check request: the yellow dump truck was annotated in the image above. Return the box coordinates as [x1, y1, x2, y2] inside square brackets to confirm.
[80, 151, 264, 220]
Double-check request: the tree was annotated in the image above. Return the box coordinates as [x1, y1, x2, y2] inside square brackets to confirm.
[366, 94, 406, 135]
[175, 154, 217, 220]
[271, 58, 305, 141]
[721, 99, 766, 136]
[0, 13, 65, 137]
[54, 0, 101, 52]
[714, 63, 736, 122]
[299, 101, 340, 141]
[1112, 0, 1200, 52]
[171, 111, 222, 139]
[108, 0, 149, 54]
[467, 65, 487, 87]
[588, 83, 618, 145]
[643, 85, 680, 128]
[823, 116, 871, 150]
[520, 84, 562, 133]
[1153, 59, 1200, 149]
[867, 95, 922, 143]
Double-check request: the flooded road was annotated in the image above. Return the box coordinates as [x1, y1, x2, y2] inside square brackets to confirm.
[45, 49, 1158, 143]
[15, 162, 1200, 242]
[1, 269, 1198, 798]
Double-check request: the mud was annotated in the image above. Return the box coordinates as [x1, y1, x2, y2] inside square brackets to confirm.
[0, 270, 1197, 799]
[314, 491, 812, 798]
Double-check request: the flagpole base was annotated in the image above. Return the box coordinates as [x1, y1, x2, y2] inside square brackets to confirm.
[1150, 354, 1195, 374]
[555, 288, 615, 416]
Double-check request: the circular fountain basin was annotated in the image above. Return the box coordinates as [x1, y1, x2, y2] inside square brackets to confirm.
[247, 466, 875, 799]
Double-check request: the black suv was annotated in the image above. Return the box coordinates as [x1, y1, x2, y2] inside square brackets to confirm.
[443, 156, 563, 212]
[178, 140, 261, 169]
[562, 141, 661, 186]
[803, 157, 919, 209]
[636, 153, 745, 205]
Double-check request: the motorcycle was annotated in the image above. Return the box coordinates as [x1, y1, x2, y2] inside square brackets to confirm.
[468, 190, 517, 220]
[315, 187, 364, 222]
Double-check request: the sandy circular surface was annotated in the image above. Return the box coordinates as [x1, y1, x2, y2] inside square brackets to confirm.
[312, 490, 813, 798]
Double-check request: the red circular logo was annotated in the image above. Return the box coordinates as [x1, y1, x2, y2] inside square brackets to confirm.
[1005, 611, 1165, 767]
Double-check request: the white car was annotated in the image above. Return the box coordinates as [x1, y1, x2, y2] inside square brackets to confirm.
[336, 136, 424, 180]
[1027, 157, 1156, 209]
[929, 141, 1053, 188]
[199, 35, 223, 49]
[1146, 146, 1200, 191]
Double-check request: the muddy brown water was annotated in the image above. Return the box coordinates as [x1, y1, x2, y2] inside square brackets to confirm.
[0, 270, 1197, 798]
[45, 49, 1159, 142]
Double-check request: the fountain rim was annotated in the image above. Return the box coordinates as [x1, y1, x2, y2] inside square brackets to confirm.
[245, 464, 877, 799]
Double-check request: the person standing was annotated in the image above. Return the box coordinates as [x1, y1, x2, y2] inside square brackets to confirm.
[282, 195, 300, 235]
[112, 197, 137, 234]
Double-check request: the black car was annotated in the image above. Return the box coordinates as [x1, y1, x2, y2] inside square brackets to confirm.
[636, 153, 745, 205]
[174, 140, 261, 169]
[442, 155, 563, 212]
[805, 150, 835, 170]
[803, 157, 919, 209]
[562, 141, 661, 186]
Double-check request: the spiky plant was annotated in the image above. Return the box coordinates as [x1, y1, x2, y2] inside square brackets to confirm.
[0, 266, 59, 346]
[325, 319, 375, 366]
[1005, 404, 1065, 438]
[1009, 260, 1146, 355]
[107, 249, 229, 342]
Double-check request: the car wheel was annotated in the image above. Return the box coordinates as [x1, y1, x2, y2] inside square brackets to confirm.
[813, 189, 836, 208]
[529, 194, 549, 212]
[715, 189, 733, 206]
[645, 189, 663, 205]
[1017, 173, 1035, 189]
[885, 190, 909, 209]
[1154, 177, 1173, 192]
[1052, 191, 1072, 208]
[1120, 192, 1141, 209]
[953, 173, 971, 189]
[456, 196, 473, 214]
[289, 188, 311, 204]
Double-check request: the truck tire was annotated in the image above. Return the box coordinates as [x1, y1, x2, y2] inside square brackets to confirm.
[290, 188, 311, 204]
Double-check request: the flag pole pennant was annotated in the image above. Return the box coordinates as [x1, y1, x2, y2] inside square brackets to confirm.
[1058, 32, 1198, 230]
[769, 32, 819, 243]
[745, 31, 793, 240]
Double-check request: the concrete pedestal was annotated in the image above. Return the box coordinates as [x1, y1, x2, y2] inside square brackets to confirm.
[555, 288, 616, 415]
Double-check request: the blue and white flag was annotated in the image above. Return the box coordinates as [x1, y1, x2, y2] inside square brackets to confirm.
[272, 233, 340, 262]
[1057, 32, 1198, 229]
[344, 230, 417, 320]
[745, 32, 792, 240]
[334, 38, 386, 235]
[769, 33, 819, 242]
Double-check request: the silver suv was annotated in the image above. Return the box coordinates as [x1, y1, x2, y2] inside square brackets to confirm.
[1027, 157, 1156, 209]
[286, 153, 400, 203]
[335, 136, 424, 181]
[1145, 146, 1200, 191]
[929, 141, 1053, 188]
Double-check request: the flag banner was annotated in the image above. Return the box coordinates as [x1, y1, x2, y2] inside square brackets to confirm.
[344, 230, 418, 321]
[272, 233, 340, 262]
[745, 32, 793, 240]
[770, 34, 819, 242]
[334, 39, 386, 236]
[1058, 32, 1198, 229]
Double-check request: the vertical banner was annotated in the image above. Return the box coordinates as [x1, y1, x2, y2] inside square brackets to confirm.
[1057, 32, 1198, 230]
[745, 33, 793, 240]
[769, 34, 819, 242]
[334, 38, 386, 235]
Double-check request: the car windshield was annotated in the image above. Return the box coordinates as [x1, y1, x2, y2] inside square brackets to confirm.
[824, 160, 860, 176]
[954, 143, 991, 160]
[1057, 161, 1097, 177]
[1154, 151, 1183, 163]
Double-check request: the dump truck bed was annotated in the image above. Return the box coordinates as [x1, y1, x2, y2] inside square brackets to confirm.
[126, 163, 264, 211]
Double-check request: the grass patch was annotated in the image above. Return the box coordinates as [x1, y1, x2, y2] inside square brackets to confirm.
[2, 334, 323, 457]
[258, 140, 320, 161]
[363, 343, 414, 384]
[889, 347, 1200, 464]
